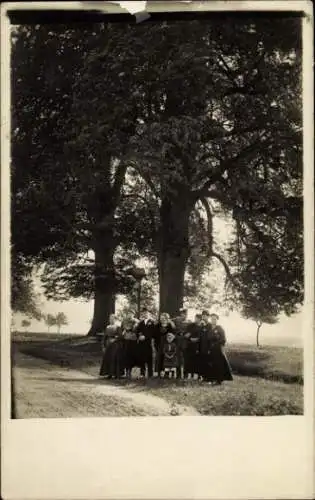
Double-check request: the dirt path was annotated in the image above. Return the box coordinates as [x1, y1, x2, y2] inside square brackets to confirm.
[12, 351, 200, 418]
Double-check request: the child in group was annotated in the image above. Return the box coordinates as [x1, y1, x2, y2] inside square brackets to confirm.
[154, 312, 176, 377]
[162, 331, 179, 379]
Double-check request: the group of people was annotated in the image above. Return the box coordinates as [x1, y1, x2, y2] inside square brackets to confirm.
[99, 307, 233, 385]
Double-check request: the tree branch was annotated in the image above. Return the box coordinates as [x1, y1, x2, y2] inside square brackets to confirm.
[193, 138, 264, 202]
[210, 251, 240, 289]
[217, 53, 237, 85]
[122, 193, 159, 233]
[199, 124, 264, 159]
[112, 161, 128, 203]
[199, 197, 213, 256]
[126, 158, 160, 199]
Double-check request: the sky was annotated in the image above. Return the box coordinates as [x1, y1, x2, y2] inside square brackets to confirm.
[13, 293, 303, 348]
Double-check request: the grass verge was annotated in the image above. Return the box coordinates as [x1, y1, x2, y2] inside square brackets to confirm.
[13, 332, 303, 385]
[12, 332, 303, 416]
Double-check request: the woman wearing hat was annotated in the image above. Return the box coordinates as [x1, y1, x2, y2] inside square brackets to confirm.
[207, 313, 233, 385]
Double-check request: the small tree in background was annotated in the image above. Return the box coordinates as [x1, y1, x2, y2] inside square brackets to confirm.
[241, 297, 279, 347]
[55, 312, 68, 333]
[253, 316, 279, 348]
[21, 319, 31, 332]
[44, 313, 57, 333]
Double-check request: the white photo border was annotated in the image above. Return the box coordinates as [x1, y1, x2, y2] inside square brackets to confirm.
[1, 2, 314, 499]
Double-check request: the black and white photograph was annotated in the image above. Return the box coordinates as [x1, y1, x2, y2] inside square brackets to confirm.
[7, 2, 306, 423]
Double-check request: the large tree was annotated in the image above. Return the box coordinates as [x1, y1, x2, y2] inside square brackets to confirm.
[11, 23, 146, 333]
[12, 17, 303, 329]
[11, 24, 101, 317]
[113, 17, 302, 316]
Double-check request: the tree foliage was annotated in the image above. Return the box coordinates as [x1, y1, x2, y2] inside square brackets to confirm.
[21, 319, 31, 331]
[55, 312, 68, 333]
[242, 297, 279, 347]
[110, 17, 302, 315]
[11, 252, 42, 320]
[44, 313, 57, 332]
[11, 17, 303, 326]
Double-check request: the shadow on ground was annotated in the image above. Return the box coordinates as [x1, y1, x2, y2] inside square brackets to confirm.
[13, 334, 303, 385]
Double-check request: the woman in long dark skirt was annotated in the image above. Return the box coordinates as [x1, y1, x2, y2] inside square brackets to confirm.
[207, 313, 233, 385]
[99, 314, 124, 379]
[121, 316, 138, 379]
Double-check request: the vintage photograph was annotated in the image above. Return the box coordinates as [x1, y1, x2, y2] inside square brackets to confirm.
[10, 9, 304, 418]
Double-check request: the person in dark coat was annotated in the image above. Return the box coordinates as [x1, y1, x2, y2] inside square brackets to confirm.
[99, 314, 124, 379]
[184, 313, 202, 379]
[198, 310, 213, 382]
[173, 308, 190, 379]
[121, 316, 138, 379]
[135, 308, 155, 378]
[154, 312, 176, 377]
[207, 313, 233, 385]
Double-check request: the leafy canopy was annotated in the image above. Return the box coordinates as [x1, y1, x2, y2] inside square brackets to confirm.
[11, 17, 303, 320]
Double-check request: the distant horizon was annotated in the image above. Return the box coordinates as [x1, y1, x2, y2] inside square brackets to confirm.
[12, 296, 304, 349]
[12, 328, 303, 349]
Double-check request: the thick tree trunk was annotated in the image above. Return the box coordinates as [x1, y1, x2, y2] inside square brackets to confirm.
[87, 232, 116, 336]
[88, 286, 116, 335]
[159, 251, 189, 316]
[86, 157, 127, 336]
[158, 197, 191, 318]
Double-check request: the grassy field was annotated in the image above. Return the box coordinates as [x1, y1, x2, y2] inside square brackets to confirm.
[13, 331, 303, 383]
[12, 331, 304, 416]
[124, 376, 302, 415]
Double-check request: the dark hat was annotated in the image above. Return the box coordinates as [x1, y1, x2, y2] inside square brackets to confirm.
[141, 307, 149, 313]
[201, 310, 210, 316]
